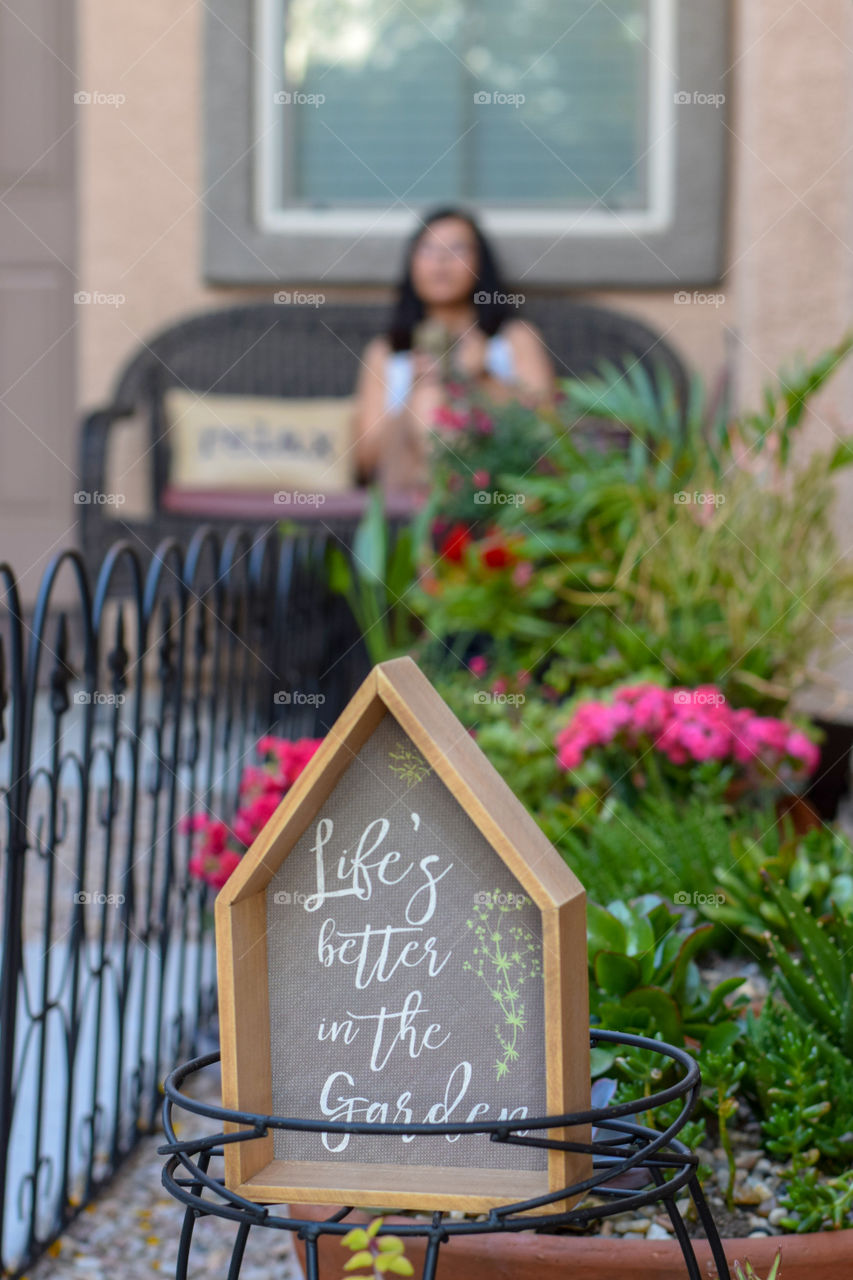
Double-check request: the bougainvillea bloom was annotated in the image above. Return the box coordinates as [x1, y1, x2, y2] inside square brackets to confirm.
[555, 684, 819, 784]
[183, 736, 322, 890]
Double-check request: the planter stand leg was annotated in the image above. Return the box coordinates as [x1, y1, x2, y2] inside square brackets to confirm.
[689, 1174, 732, 1280]
[174, 1148, 213, 1280]
[226, 1222, 250, 1280]
[301, 1231, 321, 1280]
[174, 1205, 196, 1280]
[421, 1227, 444, 1280]
[647, 1165, 703, 1280]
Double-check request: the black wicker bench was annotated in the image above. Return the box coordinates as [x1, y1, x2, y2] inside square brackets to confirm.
[77, 298, 690, 573]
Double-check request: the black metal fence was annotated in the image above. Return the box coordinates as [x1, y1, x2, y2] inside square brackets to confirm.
[0, 526, 366, 1278]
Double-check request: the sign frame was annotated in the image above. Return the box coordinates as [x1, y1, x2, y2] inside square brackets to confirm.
[215, 656, 590, 1212]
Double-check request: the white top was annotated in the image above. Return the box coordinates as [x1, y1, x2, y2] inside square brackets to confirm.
[384, 332, 516, 412]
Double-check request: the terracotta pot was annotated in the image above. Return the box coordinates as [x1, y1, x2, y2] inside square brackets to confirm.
[291, 1203, 853, 1279]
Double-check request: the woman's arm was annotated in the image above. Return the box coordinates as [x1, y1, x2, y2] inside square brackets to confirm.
[499, 318, 556, 406]
[352, 337, 396, 480]
[352, 338, 443, 483]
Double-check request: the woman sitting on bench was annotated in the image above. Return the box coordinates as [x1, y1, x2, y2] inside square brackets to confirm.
[353, 207, 554, 493]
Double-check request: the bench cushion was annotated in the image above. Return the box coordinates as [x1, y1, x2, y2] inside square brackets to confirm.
[165, 389, 356, 493]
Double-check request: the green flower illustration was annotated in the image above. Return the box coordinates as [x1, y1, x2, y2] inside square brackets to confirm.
[388, 742, 431, 787]
[463, 891, 543, 1080]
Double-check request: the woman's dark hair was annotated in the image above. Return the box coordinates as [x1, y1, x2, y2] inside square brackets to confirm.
[387, 207, 514, 352]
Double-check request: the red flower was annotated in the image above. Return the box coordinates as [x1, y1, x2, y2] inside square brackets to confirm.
[439, 523, 472, 562]
[480, 534, 516, 570]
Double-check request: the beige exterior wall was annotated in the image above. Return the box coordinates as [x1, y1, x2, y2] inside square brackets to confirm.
[76, 0, 853, 468]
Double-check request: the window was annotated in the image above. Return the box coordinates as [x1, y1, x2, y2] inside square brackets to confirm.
[204, 0, 729, 284]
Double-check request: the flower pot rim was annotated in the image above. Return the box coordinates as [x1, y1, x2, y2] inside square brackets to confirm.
[293, 1202, 853, 1279]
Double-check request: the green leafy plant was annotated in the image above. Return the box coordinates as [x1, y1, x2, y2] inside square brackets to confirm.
[745, 1000, 853, 1166]
[428, 386, 557, 524]
[701, 1044, 747, 1211]
[712, 822, 853, 943]
[778, 1168, 853, 1233]
[732, 1254, 782, 1280]
[563, 332, 853, 476]
[560, 355, 726, 488]
[587, 896, 745, 1072]
[738, 333, 853, 464]
[327, 486, 429, 664]
[762, 877, 853, 1057]
[550, 790, 738, 909]
[341, 1217, 414, 1276]
[567, 453, 853, 710]
[586, 895, 745, 1153]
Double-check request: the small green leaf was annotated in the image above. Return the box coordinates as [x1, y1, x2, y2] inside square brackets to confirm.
[590, 1045, 618, 1076]
[377, 1256, 414, 1276]
[342, 1229, 370, 1250]
[593, 949, 642, 996]
[353, 485, 389, 583]
[377, 1236, 404, 1253]
[586, 902, 627, 955]
[343, 1250, 374, 1270]
[621, 985, 684, 1046]
[366, 1218, 383, 1239]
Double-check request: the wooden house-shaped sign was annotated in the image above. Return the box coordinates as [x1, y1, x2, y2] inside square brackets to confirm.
[216, 657, 590, 1212]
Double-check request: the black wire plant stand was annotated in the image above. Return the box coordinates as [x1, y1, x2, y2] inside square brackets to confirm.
[160, 1028, 732, 1280]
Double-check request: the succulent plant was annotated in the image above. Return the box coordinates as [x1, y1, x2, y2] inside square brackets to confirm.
[761, 874, 853, 1057]
[732, 1254, 781, 1280]
[587, 894, 745, 1073]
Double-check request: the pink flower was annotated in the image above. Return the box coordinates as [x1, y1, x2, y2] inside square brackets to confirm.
[785, 730, 820, 775]
[189, 848, 242, 891]
[257, 736, 322, 786]
[179, 814, 229, 854]
[232, 791, 283, 848]
[469, 655, 488, 677]
[472, 469, 490, 489]
[553, 682, 817, 791]
[185, 735, 323, 889]
[615, 684, 670, 739]
[556, 739, 586, 770]
[512, 561, 534, 588]
[433, 405, 469, 431]
[238, 764, 281, 798]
